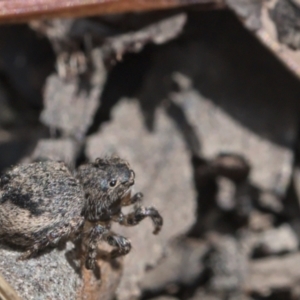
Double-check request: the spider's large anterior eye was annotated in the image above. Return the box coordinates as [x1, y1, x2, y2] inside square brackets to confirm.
[110, 180, 117, 187]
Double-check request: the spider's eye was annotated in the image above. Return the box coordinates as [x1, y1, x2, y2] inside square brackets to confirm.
[109, 180, 117, 187]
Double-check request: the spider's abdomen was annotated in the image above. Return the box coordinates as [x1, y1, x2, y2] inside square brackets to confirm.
[0, 161, 85, 247]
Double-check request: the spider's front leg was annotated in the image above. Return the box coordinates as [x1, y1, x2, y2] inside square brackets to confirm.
[120, 206, 163, 234]
[115, 193, 163, 234]
[85, 224, 131, 269]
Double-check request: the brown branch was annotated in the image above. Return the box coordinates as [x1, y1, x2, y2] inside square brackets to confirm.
[0, 0, 215, 23]
[0, 273, 22, 300]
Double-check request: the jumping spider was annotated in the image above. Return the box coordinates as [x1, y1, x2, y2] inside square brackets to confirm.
[0, 157, 163, 270]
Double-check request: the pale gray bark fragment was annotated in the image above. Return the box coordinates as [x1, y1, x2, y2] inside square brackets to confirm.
[86, 99, 196, 300]
[0, 243, 81, 300]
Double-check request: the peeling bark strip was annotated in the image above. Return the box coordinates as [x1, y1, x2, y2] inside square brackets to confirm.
[0, 0, 213, 23]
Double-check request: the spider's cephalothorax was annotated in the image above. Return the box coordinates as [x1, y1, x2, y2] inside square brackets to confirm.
[76, 157, 135, 222]
[0, 157, 163, 270]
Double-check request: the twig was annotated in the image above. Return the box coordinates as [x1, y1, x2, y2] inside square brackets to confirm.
[0, 0, 221, 23]
[0, 273, 22, 300]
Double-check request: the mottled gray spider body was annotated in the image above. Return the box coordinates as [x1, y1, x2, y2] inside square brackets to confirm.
[0, 157, 163, 270]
